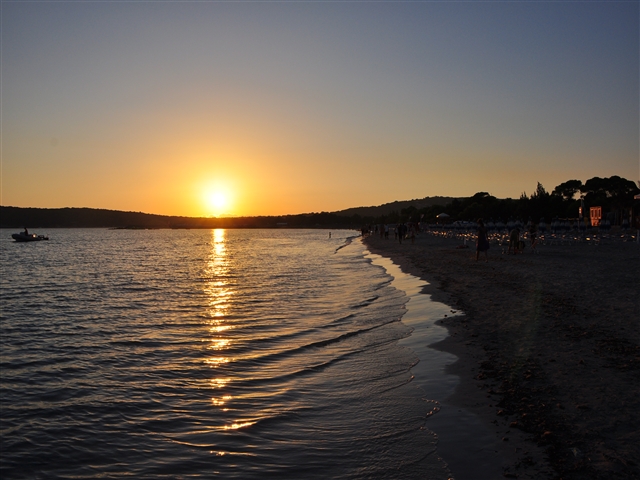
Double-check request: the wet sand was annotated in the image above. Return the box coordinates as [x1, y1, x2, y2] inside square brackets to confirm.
[364, 233, 640, 479]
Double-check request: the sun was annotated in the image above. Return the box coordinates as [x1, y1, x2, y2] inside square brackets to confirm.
[197, 177, 237, 217]
[204, 189, 232, 217]
[208, 192, 227, 210]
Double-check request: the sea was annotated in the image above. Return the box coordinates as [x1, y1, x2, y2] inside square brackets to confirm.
[1, 228, 465, 479]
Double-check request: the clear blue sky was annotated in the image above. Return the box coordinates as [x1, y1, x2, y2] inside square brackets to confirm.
[2, 0, 638, 216]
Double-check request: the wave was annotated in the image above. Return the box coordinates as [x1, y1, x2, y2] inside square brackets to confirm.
[350, 295, 379, 309]
[225, 320, 398, 377]
[227, 348, 366, 390]
[334, 234, 360, 253]
[326, 313, 355, 325]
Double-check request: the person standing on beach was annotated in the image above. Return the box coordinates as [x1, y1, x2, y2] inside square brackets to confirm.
[398, 223, 407, 244]
[476, 219, 490, 261]
[528, 220, 538, 253]
[508, 227, 521, 254]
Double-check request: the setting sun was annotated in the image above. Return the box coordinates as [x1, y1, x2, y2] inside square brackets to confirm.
[208, 191, 227, 210]
[202, 186, 234, 217]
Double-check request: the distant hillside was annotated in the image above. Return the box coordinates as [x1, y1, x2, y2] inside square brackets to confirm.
[0, 206, 362, 229]
[1, 197, 460, 229]
[335, 196, 458, 218]
[1, 207, 189, 229]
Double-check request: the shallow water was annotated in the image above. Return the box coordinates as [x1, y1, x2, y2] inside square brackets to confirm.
[1, 229, 459, 479]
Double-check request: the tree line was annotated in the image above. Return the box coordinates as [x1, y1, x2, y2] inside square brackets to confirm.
[373, 176, 639, 226]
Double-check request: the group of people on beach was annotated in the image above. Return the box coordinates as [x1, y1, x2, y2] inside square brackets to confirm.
[363, 219, 540, 261]
[362, 223, 420, 243]
[476, 218, 539, 261]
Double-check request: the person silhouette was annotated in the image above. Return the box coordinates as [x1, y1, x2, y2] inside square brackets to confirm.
[476, 219, 490, 262]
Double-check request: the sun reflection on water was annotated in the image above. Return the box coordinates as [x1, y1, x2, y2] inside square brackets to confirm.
[209, 338, 230, 350]
[223, 422, 256, 430]
[203, 230, 260, 432]
[204, 229, 233, 396]
[210, 377, 229, 389]
[203, 230, 253, 431]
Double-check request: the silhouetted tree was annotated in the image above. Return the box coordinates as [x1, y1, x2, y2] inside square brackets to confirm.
[527, 182, 551, 221]
[552, 180, 583, 201]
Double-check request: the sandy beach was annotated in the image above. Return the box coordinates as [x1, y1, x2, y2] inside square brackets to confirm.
[364, 232, 639, 479]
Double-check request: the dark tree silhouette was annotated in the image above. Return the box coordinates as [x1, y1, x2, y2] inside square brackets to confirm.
[552, 180, 583, 201]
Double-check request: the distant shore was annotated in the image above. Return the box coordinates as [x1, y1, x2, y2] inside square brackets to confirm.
[0, 206, 363, 230]
[364, 233, 639, 479]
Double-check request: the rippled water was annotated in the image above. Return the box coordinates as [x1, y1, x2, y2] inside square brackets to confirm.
[1, 229, 452, 479]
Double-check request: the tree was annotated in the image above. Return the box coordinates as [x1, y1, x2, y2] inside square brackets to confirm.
[580, 176, 638, 201]
[531, 182, 549, 199]
[605, 175, 639, 200]
[552, 180, 582, 201]
[526, 182, 551, 221]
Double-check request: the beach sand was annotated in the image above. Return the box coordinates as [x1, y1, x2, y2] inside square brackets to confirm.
[364, 233, 639, 479]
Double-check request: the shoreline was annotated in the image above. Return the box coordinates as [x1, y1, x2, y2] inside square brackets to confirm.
[363, 233, 639, 479]
[367, 249, 522, 479]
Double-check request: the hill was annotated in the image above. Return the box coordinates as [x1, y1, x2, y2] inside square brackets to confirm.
[335, 196, 458, 218]
[0, 206, 360, 229]
[0, 197, 457, 229]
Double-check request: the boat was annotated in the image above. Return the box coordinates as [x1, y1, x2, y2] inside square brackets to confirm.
[11, 232, 49, 242]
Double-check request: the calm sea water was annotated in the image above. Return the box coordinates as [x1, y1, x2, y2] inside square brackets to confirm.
[1, 229, 455, 479]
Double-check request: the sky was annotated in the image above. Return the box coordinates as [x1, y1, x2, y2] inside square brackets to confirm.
[1, 0, 638, 217]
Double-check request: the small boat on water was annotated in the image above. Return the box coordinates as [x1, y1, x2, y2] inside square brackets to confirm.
[11, 232, 49, 242]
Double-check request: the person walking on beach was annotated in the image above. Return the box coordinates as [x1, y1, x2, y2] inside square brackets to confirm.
[476, 219, 490, 262]
[508, 227, 521, 254]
